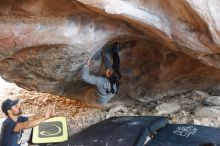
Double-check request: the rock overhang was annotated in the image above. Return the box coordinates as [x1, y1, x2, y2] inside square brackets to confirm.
[0, 0, 220, 104]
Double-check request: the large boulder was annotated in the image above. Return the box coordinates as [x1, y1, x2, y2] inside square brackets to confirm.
[0, 0, 220, 104]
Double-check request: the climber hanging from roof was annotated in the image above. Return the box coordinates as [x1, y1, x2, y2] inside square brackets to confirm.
[82, 40, 136, 107]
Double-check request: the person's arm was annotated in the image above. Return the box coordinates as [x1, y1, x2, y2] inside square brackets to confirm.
[103, 51, 113, 78]
[14, 116, 46, 132]
[28, 115, 46, 121]
[82, 61, 97, 85]
[103, 43, 119, 77]
[13, 105, 55, 132]
[102, 45, 113, 71]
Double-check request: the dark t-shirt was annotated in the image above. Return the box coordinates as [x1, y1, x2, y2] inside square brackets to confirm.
[1, 116, 28, 146]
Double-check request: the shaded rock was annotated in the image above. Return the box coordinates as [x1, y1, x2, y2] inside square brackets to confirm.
[194, 117, 220, 127]
[108, 105, 128, 113]
[195, 106, 220, 117]
[193, 90, 209, 98]
[154, 102, 181, 115]
[205, 96, 220, 106]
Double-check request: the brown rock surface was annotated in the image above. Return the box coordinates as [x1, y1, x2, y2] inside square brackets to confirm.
[0, 0, 220, 104]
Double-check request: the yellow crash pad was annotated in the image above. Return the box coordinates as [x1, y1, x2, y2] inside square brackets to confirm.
[32, 117, 68, 144]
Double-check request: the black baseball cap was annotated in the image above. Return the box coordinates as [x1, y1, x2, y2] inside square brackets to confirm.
[1, 99, 19, 115]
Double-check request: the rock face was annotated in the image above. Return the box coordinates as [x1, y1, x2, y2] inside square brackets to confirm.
[0, 0, 220, 104]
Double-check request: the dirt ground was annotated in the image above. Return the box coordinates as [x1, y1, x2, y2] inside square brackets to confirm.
[1, 77, 220, 137]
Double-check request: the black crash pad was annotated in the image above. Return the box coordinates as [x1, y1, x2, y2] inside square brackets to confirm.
[55, 116, 168, 146]
[146, 124, 220, 146]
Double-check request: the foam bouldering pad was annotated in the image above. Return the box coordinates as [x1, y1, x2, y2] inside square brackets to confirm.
[54, 116, 168, 146]
[146, 124, 220, 146]
[32, 117, 68, 144]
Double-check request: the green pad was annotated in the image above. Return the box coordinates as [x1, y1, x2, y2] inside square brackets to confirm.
[32, 117, 68, 144]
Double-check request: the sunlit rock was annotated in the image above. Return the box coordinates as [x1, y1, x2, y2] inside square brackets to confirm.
[0, 0, 220, 104]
